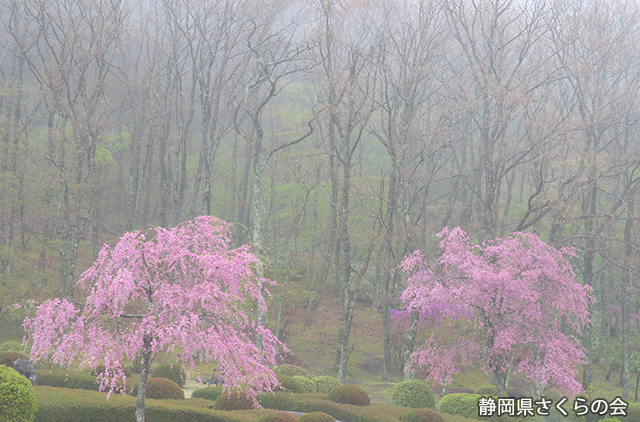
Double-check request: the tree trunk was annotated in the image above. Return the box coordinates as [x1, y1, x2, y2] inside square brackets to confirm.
[135, 334, 152, 422]
[336, 163, 353, 383]
[403, 310, 418, 381]
[621, 200, 634, 399]
[382, 155, 399, 382]
[581, 179, 597, 391]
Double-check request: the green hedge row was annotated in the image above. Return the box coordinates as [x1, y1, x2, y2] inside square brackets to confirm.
[34, 386, 239, 422]
[37, 370, 104, 391]
[258, 392, 406, 422]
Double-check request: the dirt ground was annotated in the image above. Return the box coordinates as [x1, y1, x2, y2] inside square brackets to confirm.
[183, 379, 207, 398]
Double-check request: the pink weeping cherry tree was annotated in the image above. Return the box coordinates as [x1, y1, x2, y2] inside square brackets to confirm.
[399, 227, 593, 398]
[23, 216, 281, 422]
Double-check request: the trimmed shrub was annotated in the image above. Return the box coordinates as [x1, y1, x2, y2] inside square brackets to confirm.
[151, 363, 185, 387]
[0, 342, 24, 353]
[312, 376, 341, 394]
[438, 393, 480, 420]
[327, 384, 370, 406]
[257, 411, 299, 422]
[34, 385, 239, 422]
[600, 419, 620, 422]
[293, 376, 316, 393]
[147, 377, 184, 400]
[401, 408, 445, 422]
[0, 352, 29, 368]
[474, 386, 497, 396]
[391, 380, 435, 409]
[214, 390, 254, 410]
[258, 391, 406, 422]
[299, 412, 336, 422]
[37, 369, 101, 391]
[277, 374, 304, 393]
[0, 365, 36, 422]
[131, 377, 184, 400]
[260, 392, 402, 422]
[90, 365, 133, 378]
[274, 365, 313, 379]
[191, 386, 224, 401]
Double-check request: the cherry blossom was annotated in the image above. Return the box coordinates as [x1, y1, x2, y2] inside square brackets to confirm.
[23, 216, 281, 421]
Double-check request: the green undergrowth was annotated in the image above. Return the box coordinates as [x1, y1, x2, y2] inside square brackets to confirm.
[259, 391, 407, 421]
[36, 369, 137, 392]
[34, 385, 249, 422]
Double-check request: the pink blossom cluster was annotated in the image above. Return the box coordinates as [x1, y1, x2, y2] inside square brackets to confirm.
[23, 215, 281, 400]
[400, 227, 593, 396]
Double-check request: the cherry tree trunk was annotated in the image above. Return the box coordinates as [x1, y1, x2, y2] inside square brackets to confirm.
[135, 336, 152, 422]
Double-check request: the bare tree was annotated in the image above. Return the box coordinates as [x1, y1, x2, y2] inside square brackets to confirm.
[312, 0, 383, 382]
[234, 0, 315, 349]
[10, 0, 125, 298]
[550, 0, 640, 396]
[371, 0, 451, 381]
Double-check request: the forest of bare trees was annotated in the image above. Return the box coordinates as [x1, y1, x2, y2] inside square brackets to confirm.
[2, 0, 640, 396]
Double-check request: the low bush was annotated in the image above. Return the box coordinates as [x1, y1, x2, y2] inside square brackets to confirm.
[147, 378, 184, 400]
[274, 365, 313, 379]
[0, 365, 37, 422]
[258, 391, 406, 422]
[312, 376, 341, 394]
[191, 386, 224, 401]
[327, 384, 370, 406]
[0, 352, 29, 368]
[298, 411, 336, 422]
[37, 369, 101, 391]
[600, 419, 620, 422]
[277, 374, 304, 393]
[438, 393, 479, 420]
[390, 380, 434, 409]
[151, 363, 185, 387]
[257, 411, 300, 422]
[438, 394, 537, 422]
[214, 390, 254, 410]
[400, 408, 444, 422]
[130, 377, 184, 400]
[294, 376, 316, 393]
[474, 386, 497, 396]
[33, 385, 239, 422]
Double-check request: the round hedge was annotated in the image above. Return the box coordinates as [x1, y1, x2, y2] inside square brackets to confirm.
[0, 352, 29, 368]
[391, 379, 435, 408]
[257, 411, 300, 422]
[474, 386, 497, 396]
[438, 393, 480, 419]
[131, 377, 184, 400]
[276, 374, 304, 393]
[214, 390, 254, 410]
[299, 412, 336, 422]
[273, 364, 313, 378]
[151, 363, 185, 387]
[293, 376, 316, 393]
[312, 376, 341, 393]
[401, 409, 445, 422]
[0, 365, 37, 422]
[191, 386, 223, 401]
[327, 384, 370, 406]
